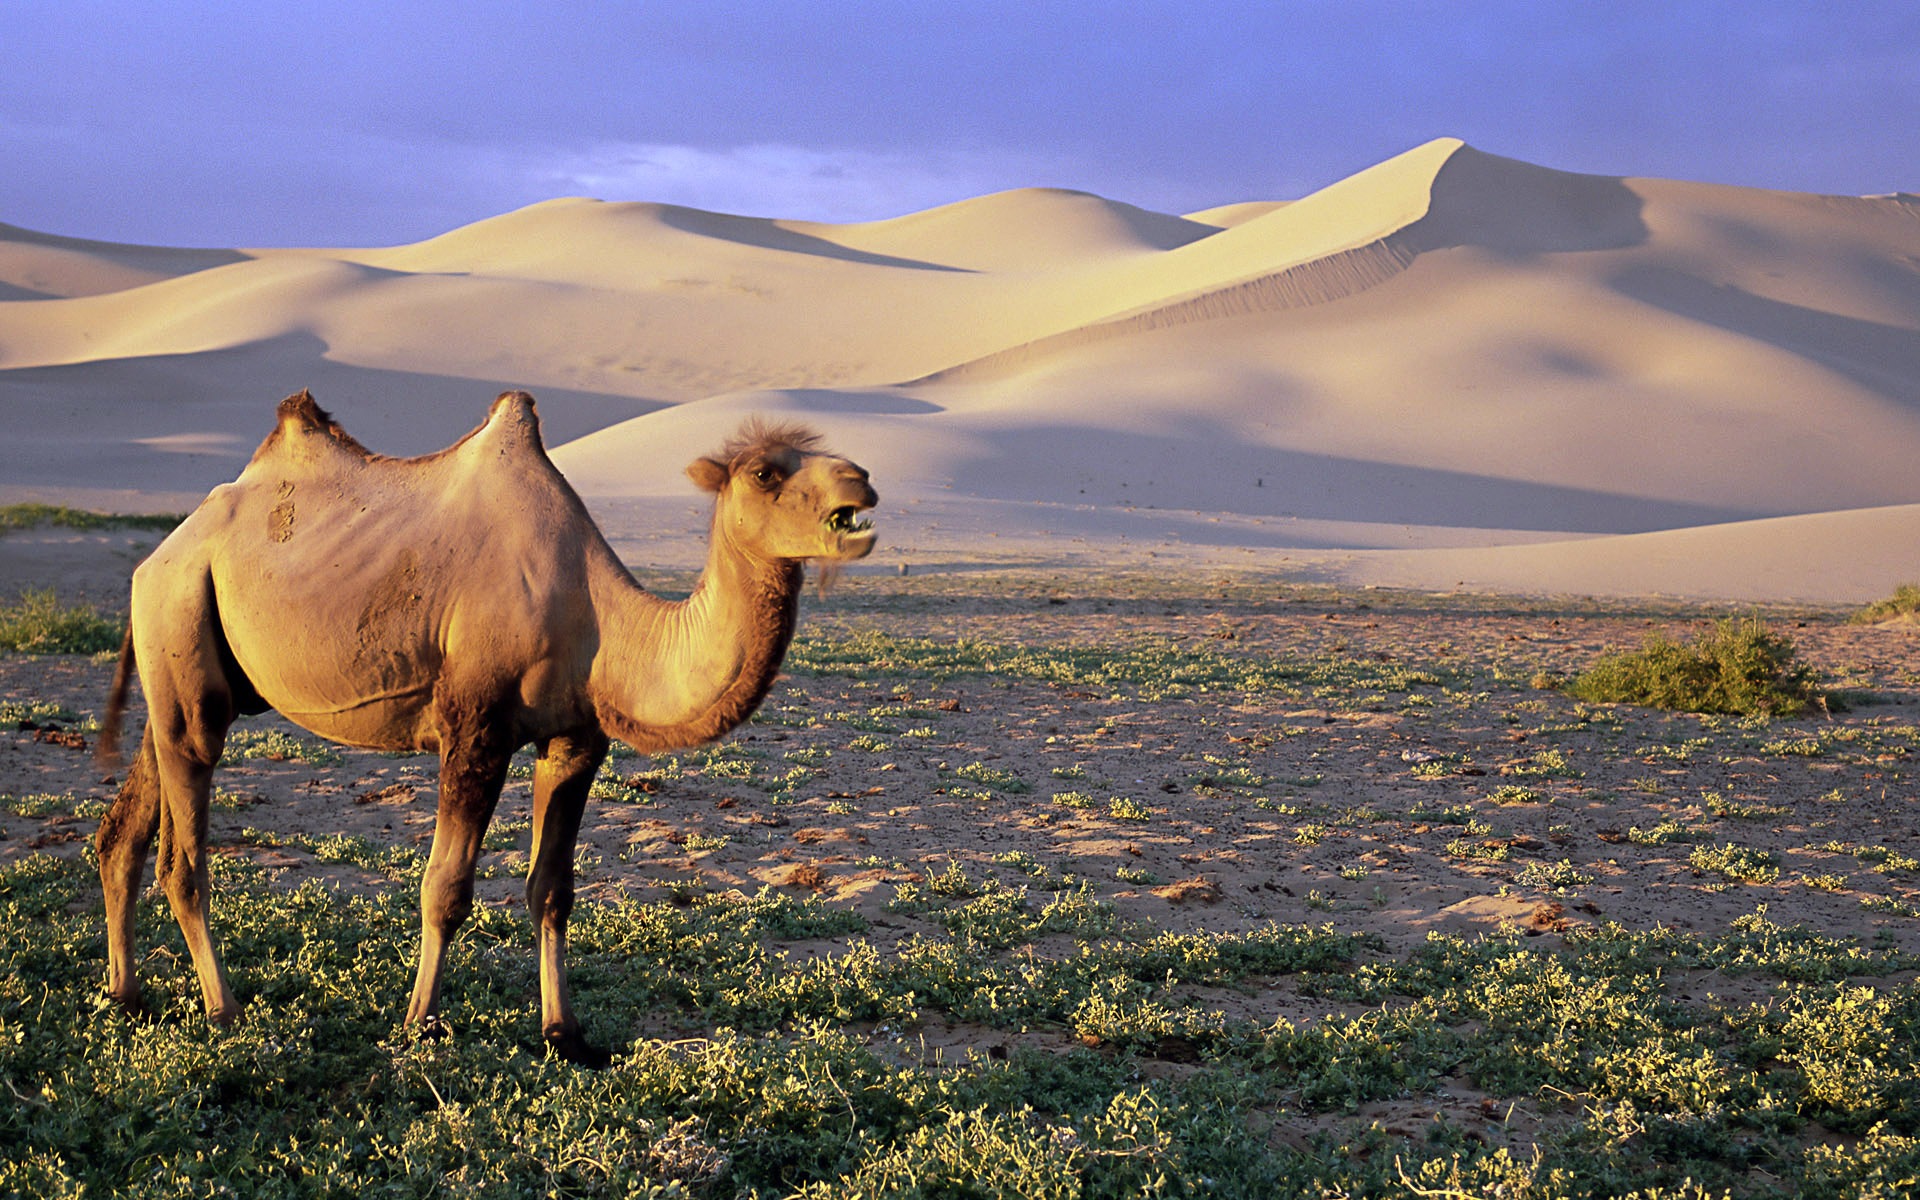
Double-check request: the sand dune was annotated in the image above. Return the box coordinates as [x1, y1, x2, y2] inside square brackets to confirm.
[3, 137, 1918, 602]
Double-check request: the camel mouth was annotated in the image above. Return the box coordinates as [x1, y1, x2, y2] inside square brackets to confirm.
[825, 506, 874, 537]
[824, 505, 877, 558]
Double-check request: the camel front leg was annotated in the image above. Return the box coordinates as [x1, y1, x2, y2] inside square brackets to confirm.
[404, 727, 511, 1033]
[96, 724, 163, 1014]
[527, 731, 610, 1067]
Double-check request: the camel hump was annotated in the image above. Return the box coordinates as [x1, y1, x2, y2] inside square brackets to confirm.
[480, 390, 546, 450]
[251, 389, 374, 465]
[276, 388, 328, 431]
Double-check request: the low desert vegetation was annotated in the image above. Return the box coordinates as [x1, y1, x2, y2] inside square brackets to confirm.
[3, 574, 1918, 1196]
[2, 854, 1918, 1197]
[0, 502, 181, 536]
[1565, 616, 1827, 717]
[1852, 581, 1920, 624]
[0, 588, 121, 654]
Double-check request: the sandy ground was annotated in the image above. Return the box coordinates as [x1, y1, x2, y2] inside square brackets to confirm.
[8, 570, 1919, 972]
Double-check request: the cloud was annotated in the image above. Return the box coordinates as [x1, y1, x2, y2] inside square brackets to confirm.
[519, 141, 1079, 223]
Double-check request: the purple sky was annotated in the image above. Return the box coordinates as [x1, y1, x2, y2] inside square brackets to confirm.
[4, 1, 1915, 248]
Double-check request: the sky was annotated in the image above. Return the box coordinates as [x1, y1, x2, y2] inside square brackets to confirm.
[3, 1, 1916, 248]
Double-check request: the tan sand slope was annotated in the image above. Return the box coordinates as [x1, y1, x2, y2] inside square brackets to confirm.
[2, 138, 1917, 601]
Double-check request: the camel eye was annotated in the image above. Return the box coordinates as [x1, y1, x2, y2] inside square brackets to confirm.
[750, 464, 781, 488]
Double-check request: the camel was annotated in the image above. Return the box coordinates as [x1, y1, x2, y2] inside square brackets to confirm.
[95, 389, 877, 1066]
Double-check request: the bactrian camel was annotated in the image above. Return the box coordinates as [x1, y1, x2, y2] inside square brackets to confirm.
[96, 389, 877, 1066]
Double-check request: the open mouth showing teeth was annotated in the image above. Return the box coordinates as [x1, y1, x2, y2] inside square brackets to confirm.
[826, 506, 874, 535]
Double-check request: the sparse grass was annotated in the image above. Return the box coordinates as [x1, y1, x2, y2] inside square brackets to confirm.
[1567, 615, 1826, 716]
[1515, 858, 1595, 894]
[221, 726, 346, 766]
[1689, 842, 1782, 886]
[1629, 819, 1704, 846]
[787, 628, 1453, 706]
[0, 699, 85, 727]
[1446, 838, 1510, 862]
[1501, 748, 1581, 778]
[2, 791, 106, 820]
[953, 761, 1030, 794]
[1819, 843, 1920, 875]
[1851, 581, 1920, 624]
[0, 588, 121, 654]
[1706, 791, 1790, 820]
[0, 502, 182, 535]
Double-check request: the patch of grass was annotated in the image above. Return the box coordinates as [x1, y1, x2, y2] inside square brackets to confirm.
[1851, 582, 1920, 624]
[1705, 791, 1790, 819]
[0, 503, 181, 535]
[1860, 894, 1920, 919]
[1689, 842, 1781, 886]
[1501, 748, 1581, 778]
[1628, 819, 1705, 846]
[953, 761, 1030, 794]
[0, 699, 85, 727]
[1515, 859, 1595, 894]
[221, 727, 346, 766]
[2, 791, 106, 820]
[0, 588, 122, 654]
[234, 827, 424, 880]
[1446, 838, 1510, 862]
[1819, 843, 1920, 875]
[1567, 616, 1826, 717]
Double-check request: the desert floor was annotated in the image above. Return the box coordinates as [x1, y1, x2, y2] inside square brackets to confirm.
[10, 569, 1919, 957]
[8, 567, 1920, 1156]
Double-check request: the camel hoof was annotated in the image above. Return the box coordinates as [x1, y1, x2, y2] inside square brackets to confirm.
[546, 1028, 615, 1070]
[95, 989, 152, 1023]
[412, 1015, 452, 1044]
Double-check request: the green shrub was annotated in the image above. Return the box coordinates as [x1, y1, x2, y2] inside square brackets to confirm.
[0, 588, 122, 654]
[1566, 616, 1824, 716]
[1851, 582, 1920, 624]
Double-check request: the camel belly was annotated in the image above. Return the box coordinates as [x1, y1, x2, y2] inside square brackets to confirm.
[227, 622, 442, 750]
[213, 535, 451, 750]
[266, 681, 441, 752]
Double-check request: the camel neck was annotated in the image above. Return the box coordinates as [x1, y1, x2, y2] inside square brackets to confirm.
[588, 519, 802, 754]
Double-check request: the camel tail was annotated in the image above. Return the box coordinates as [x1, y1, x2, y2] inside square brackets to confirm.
[96, 624, 136, 774]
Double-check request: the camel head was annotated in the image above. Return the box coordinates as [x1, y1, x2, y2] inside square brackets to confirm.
[688, 419, 878, 562]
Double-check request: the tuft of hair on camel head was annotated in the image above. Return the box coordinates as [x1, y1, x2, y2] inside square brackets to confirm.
[686, 418, 832, 493]
[717, 418, 825, 465]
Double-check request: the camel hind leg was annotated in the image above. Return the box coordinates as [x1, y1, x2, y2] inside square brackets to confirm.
[96, 723, 163, 1013]
[150, 707, 242, 1025]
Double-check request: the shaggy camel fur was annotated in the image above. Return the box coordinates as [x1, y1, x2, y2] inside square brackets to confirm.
[96, 390, 877, 1066]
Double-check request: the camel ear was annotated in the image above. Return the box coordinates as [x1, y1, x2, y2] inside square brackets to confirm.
[686, 456, 729, 494]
